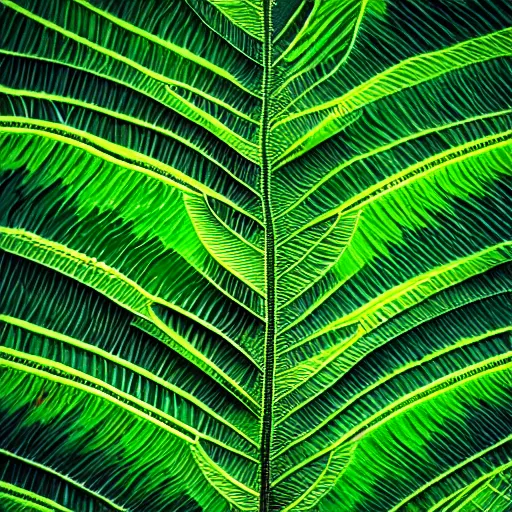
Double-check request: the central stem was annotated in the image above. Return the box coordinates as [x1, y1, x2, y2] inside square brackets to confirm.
[259, 0, 275, 510]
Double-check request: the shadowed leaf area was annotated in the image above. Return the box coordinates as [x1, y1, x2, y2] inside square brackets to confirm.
[0, 0, 511, 510]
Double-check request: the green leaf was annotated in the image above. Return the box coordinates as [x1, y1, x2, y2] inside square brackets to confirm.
[1, 0, 511, 510]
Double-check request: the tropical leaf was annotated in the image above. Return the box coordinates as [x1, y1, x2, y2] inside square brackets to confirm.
[0, 0, 511, 511]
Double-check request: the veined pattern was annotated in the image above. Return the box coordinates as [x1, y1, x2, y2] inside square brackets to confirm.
[0, 1, 511, 511]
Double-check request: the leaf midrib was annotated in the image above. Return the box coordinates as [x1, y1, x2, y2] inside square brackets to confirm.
[259, 0, 275, 509]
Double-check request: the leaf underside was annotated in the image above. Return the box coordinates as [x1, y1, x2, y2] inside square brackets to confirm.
[0, 0, 511, 511]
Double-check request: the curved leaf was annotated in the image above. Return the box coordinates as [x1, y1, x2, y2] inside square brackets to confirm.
[1, 0, 511, 510]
